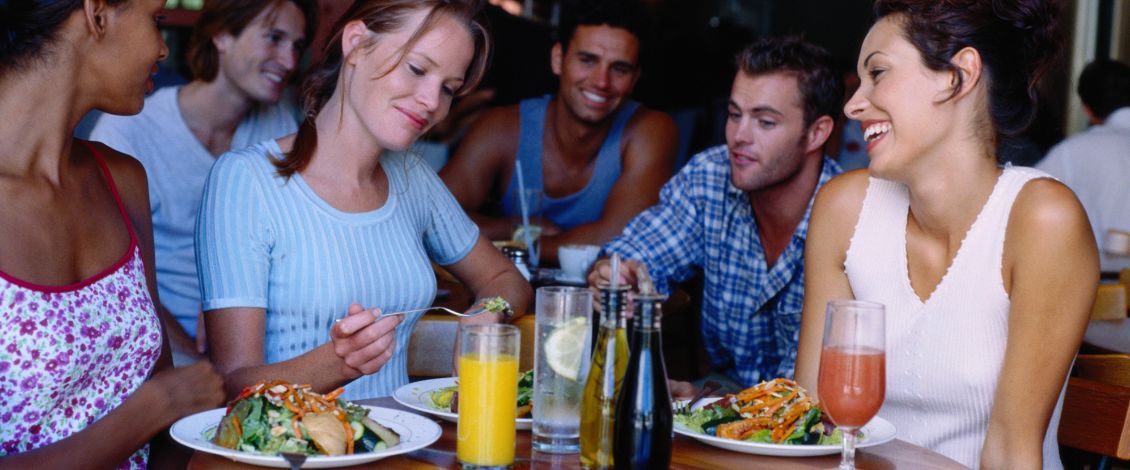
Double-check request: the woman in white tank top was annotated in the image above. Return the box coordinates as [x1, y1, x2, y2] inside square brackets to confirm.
[793, 1, 1098, 468]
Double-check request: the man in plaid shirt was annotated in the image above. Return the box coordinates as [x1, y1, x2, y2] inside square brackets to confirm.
[593, 36, 844, 394]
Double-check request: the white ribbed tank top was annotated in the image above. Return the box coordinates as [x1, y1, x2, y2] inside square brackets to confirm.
[844, 166, 1065, 469]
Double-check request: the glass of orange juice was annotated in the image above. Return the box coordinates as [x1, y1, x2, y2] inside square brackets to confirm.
[457, 324, 520, 469]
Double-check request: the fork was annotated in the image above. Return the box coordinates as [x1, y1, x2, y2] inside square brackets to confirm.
[381, 305, 489, 318]
[333, 305, 489, 331]
[280, 452, 306, 470]
[675, 380, 722, 415]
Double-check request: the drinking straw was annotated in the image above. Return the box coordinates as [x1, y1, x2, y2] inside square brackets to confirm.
[514, 160, 536, 262]
[610, 253, 620, 289]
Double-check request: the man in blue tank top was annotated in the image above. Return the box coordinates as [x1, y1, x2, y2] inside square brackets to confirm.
[440, 0, 678, 265]
[589, 37, 844, 396]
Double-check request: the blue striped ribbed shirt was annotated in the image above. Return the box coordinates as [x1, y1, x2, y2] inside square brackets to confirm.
[196, 140, 478, 399]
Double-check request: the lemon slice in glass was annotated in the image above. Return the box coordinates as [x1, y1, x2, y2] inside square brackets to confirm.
[512, 224, 543, 245]
[544, 316, 588, 381]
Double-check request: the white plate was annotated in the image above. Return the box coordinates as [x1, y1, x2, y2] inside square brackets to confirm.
[392, 377, 533, 430]
[673, 398, 897, 457]
[170, 406, 440, 468]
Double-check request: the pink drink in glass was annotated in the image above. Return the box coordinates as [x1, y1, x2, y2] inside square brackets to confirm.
[818, 346, 886, 428]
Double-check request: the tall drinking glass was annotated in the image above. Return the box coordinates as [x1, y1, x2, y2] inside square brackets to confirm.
[458, 324, 521, 469]
[818, 300, 885, 470]
[512, 188, 545, 268]
[532, 286, 593, 453]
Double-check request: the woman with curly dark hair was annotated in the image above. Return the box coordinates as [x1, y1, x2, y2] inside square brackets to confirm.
[0, 0, 224, 467]
[795, 1, 1095, 467]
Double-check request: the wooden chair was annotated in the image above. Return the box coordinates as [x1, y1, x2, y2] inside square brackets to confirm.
[1058, 355, 1130, 467]
[1093, 282, 1128, 321]
[1074, 354, 1130, 388]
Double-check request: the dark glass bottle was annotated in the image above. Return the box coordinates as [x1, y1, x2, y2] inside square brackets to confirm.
[580, 284, 631, 469]
[612, 293, 672, 470]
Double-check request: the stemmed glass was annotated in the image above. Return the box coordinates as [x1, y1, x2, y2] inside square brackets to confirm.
[818, 300, 886, 470]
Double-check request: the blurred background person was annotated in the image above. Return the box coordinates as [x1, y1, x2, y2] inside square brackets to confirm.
[1037, 59, 1130, 272]
[90, 0, 316, 364]
[590, 36, 843, 396]
[0, 0, 223, 467]
[440, 0, 678, 266]
[796, 0, 1096, 467]
[197, 0, 530, 400]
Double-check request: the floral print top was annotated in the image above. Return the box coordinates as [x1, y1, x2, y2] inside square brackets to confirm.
[0, 143, 161, 468]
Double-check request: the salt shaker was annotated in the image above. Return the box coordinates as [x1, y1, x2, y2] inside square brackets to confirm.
[502, 245, 532, 281]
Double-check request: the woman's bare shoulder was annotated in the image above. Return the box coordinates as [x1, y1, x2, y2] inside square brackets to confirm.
[813, 169, 870, 224]
[1005, 176, 1097, 276]
[82, 140, 149, 215]
[1009, 177, 1091, 237]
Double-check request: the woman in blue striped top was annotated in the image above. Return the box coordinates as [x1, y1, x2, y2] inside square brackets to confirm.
[196, 0, 530, 400]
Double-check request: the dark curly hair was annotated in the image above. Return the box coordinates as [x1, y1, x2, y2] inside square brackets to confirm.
[186, 0, 317, 82]
[1077, 59, 1130, 121]
[0, 0, 128, 76]
[874, 0, 1064, 138]
[735, 36, 844, 128]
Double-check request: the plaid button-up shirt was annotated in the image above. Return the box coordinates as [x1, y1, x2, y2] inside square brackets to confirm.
[604, 145, 841, 386]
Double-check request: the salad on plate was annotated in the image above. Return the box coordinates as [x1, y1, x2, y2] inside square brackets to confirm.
[674, 378, 849, 445]
[209, 380, 401, 456]
[427, 369, 534, 417]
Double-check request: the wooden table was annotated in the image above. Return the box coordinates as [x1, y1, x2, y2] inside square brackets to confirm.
[1084, 318, 1130, 354]
[187, 397, 964, 470]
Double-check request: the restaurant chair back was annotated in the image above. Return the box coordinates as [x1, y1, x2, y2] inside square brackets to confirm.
[407, 314, 537, 378]
[1058, 355, 1130, 460]
[1093, 282, 1128, 321]
[1075, 354, 1130, 388]
[407, 314, 458, 378]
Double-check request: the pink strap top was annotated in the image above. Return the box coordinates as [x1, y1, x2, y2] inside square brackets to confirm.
[0, 141, 162, 469]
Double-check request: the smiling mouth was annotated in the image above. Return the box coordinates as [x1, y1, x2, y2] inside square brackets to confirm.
[263, 70, 287, 87]
[863, 122, 890, 143]
[397, 108, 427, 130]
[581, 90, 609, 105]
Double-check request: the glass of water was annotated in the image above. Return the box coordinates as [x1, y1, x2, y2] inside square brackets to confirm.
[532, 286, 592, 453]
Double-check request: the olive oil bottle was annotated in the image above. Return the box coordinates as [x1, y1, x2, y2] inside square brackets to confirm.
[579, 284, 630, 468]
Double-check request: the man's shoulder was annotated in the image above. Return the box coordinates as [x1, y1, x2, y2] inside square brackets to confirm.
[468, 105, 520, 143]
[661, 145, 732, 195]
[624, 105, 676, 133]
[1043, 124, 1130, 166]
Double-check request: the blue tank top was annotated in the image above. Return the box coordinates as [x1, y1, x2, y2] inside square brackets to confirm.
[499, 94, 640, 231]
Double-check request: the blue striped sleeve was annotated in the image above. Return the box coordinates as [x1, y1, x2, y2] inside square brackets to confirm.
[414, 158, 478, 265]
[196, 149, 274, 311]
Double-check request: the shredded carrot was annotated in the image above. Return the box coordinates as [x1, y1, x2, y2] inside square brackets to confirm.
[291, 415, 303, 439]
[324, 387, 345, 400]
[229, 380, 371, 454]
[719, 378, 818, 443]
[343, 419, 354, 454]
